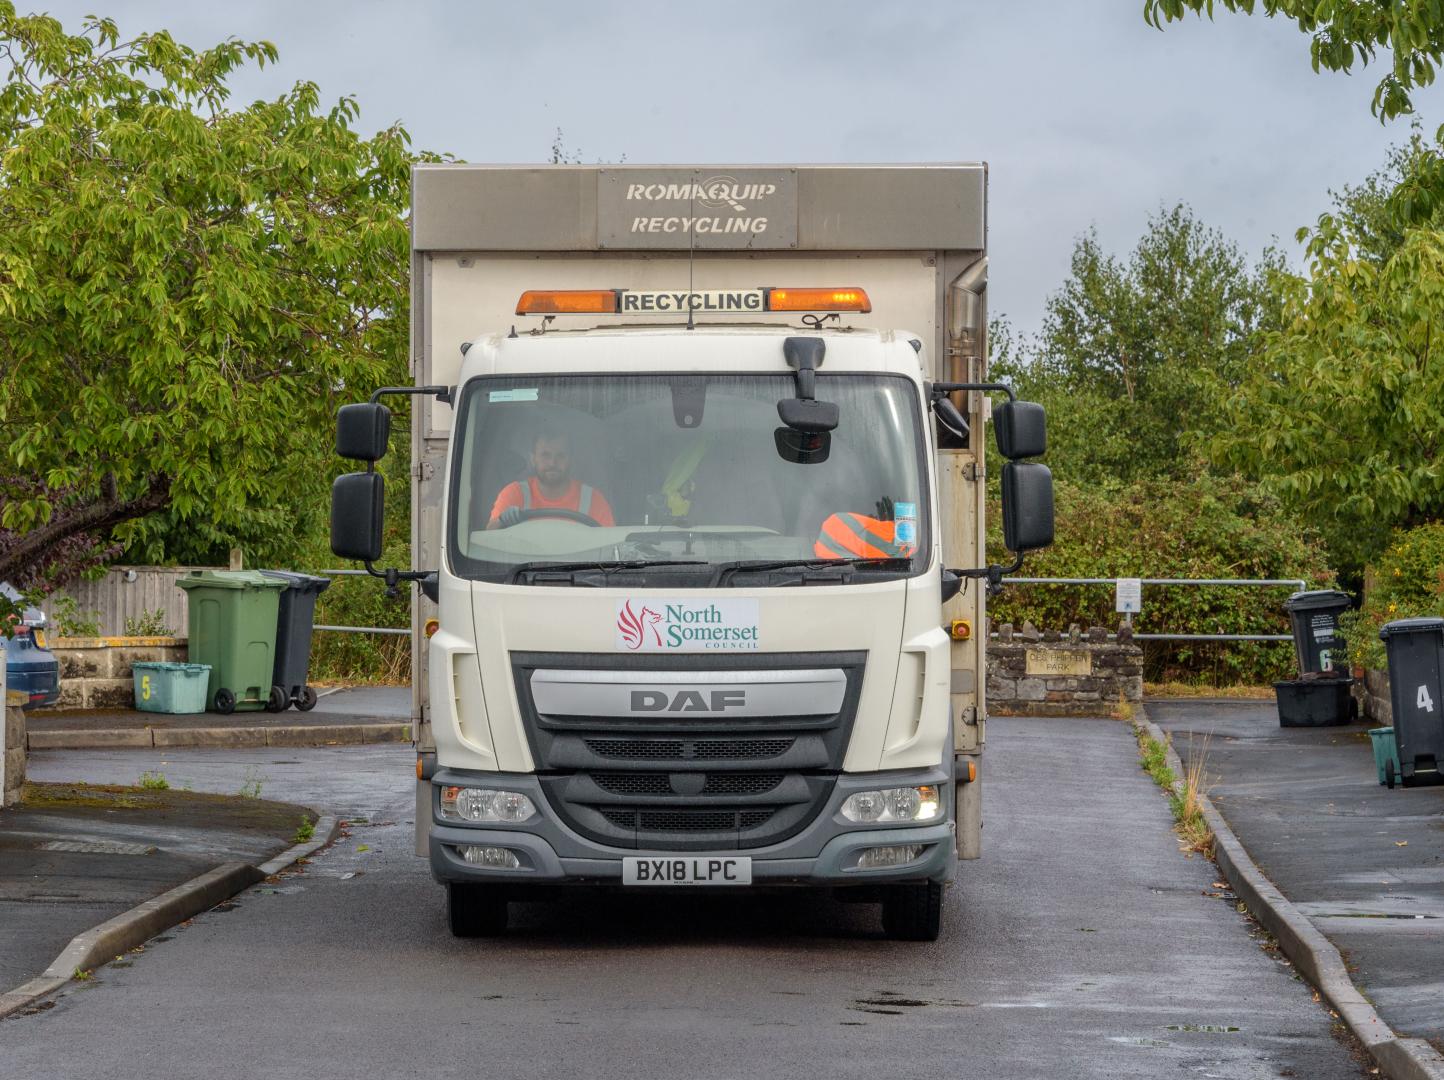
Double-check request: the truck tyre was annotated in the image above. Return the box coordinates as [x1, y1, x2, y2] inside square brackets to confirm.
[881, 881, 942, 941]
[447, 883, 509, 937]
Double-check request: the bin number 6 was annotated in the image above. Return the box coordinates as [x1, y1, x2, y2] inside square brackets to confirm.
[1419, 684, 1435, 713]
[141, 674, 151, 701]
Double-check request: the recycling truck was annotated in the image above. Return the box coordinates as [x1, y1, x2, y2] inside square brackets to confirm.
[329, 164, 1054, 940]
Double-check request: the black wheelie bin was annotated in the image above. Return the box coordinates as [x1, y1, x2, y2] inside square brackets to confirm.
[259, 571, 331, 712]
[1378, 617, 1444, 788]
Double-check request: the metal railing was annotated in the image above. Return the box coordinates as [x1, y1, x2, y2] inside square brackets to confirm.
[311, 569, 411, 637]
[995, 577, 1308, 643]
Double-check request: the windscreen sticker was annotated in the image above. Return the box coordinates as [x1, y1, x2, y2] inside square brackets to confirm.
[488, 388, 539, 403]
[617, 598, 760, 652]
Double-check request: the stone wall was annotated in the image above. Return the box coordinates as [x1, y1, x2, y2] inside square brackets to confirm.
[987, 623, 1144, 718]
[50, 637, 188, 709]
[3, 694, 24, 807]
[1359, 668, 1391, 725]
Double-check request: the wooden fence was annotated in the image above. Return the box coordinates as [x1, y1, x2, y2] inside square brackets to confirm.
[40, 566, 222, 637]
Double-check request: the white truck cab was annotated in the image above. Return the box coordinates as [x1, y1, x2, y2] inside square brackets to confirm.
[329, 166, 1053, 940]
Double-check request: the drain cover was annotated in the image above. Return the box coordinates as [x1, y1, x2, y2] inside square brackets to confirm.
[39, 840, 157, 856]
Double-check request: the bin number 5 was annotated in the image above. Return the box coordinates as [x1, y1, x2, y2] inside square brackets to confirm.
[141, 674, 151, 701]
[1419, 684, 1435, 713]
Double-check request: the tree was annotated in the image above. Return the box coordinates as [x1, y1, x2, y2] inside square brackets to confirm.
[0, 6, 414, 597]
[1208, 201, 1444, 570]
[994, 205, 1281, 483]
[1143, 0, 1444, 120]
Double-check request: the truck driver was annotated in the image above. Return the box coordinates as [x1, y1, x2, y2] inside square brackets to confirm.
[488, 428, 616, 528]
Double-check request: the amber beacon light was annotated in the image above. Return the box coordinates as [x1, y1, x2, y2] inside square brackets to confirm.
[766, 287, 871, 313]
[515, 290, 618, 315]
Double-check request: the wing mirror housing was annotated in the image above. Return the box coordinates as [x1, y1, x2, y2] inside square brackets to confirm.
[932, 396, 970, 445]
[331, 472, 385, 563]
[1001, 461, 1055, 553]
[336, 403, 392, 462]
[994, 400, 1047, 460]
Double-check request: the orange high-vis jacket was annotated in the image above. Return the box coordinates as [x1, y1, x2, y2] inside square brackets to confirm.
[813, 513, 917, 560]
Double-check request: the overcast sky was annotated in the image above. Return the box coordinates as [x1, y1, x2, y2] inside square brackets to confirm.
[31, 1, 1444, 337]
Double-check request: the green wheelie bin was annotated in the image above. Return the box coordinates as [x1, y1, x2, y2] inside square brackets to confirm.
[177, 570, 287, 713]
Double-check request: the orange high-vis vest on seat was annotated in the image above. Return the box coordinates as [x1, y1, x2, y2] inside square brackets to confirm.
[814, 513, 916, 559]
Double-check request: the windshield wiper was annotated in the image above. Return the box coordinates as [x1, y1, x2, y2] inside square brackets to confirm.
[709, 556, 914, 586]
[508, 559, 705, 584]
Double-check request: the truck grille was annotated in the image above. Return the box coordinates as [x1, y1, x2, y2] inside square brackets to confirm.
[512, 651, 864, 851]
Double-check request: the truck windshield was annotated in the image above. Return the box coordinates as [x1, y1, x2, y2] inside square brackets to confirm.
[447, 373, 929, 585]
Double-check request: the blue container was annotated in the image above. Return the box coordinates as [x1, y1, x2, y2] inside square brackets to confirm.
[1368, 726, 1401, 787]
[132, 662, 211, 714]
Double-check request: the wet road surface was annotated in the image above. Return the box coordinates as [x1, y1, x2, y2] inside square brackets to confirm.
[6, 716, 1367, 1079]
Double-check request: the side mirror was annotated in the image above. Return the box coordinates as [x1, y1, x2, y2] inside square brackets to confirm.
[1001, 461, 1054, 553]
[336, 403, 392, 462]
[933, 396, 970, 445]
[332, 472, 385, 562]
[994, 400, 1046, 460]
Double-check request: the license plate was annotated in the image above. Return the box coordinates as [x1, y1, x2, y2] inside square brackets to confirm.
[622, 856, 752, 886]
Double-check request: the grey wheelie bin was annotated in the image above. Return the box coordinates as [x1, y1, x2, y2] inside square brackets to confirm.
[259, 571, 331, 712]
[1284, 589, 1352, 675]
[177, 570, 286, 714]
[1378, 617, 1444, 788]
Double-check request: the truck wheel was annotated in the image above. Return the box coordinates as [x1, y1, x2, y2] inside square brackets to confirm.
[881, 881, 943, 941]
[447, 883, 509, 937]
[296, 686, 319, 712]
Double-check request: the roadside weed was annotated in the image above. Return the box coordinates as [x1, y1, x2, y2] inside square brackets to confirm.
[292, 818, 315, 844]
[238, 767, 265, 799]
[138, 771, 169, 791]
[1135, 723, 1214, 859]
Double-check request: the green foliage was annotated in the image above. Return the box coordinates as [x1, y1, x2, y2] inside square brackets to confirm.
[993, 205, 1281, 484]
[989, 475, 1336, 683]
[1208, 205, 1444, 571]
[1143, 0, 1444, 120]
[0, 5, 414, 587]
[1338, 523, 1444, 670]
[124, 609, 174, 637]
[49, 593, 101, 637]
[138, 771, 169, 791]
[292, 817, 315, 844]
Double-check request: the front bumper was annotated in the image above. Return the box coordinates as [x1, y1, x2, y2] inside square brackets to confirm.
[428, 766, 956, 887]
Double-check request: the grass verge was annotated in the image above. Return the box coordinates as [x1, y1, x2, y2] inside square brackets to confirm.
[1145, 682, 1274, 700]
[1134, 722, 1215, 860]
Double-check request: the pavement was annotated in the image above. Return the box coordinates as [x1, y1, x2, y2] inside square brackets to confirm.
[0, 782, 320, 996]
[1, 718, 1371, 1079]
[1150, 698, 1444, 1058]
[25, 685, 411, 749]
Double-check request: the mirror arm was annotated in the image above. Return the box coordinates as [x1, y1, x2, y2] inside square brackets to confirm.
[368, 384, 453, 406]
[929, 381, 1015, 403]
[952, 551, 1027, 596]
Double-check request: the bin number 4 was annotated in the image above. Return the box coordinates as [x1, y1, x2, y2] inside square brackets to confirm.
[1419, 684, 1435, 713]
[141, 674, 151, 701]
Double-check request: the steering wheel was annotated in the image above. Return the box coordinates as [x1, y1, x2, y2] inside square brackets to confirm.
[507, 507, 602, 527]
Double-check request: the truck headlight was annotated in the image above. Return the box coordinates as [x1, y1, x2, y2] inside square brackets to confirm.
[841, 785, 941, 824]
[439, 786, 538, 823]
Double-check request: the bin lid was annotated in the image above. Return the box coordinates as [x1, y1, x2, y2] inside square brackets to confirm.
[176, 569, 287, 591]
[1378, 616, 1444, 641]
[1284, 589, 1352, 611]
[258, 570, 332, 593]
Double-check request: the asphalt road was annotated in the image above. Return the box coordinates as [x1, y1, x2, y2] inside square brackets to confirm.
[5, 717, 1367, 1079]
[1150, 698, 1444, 1048]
